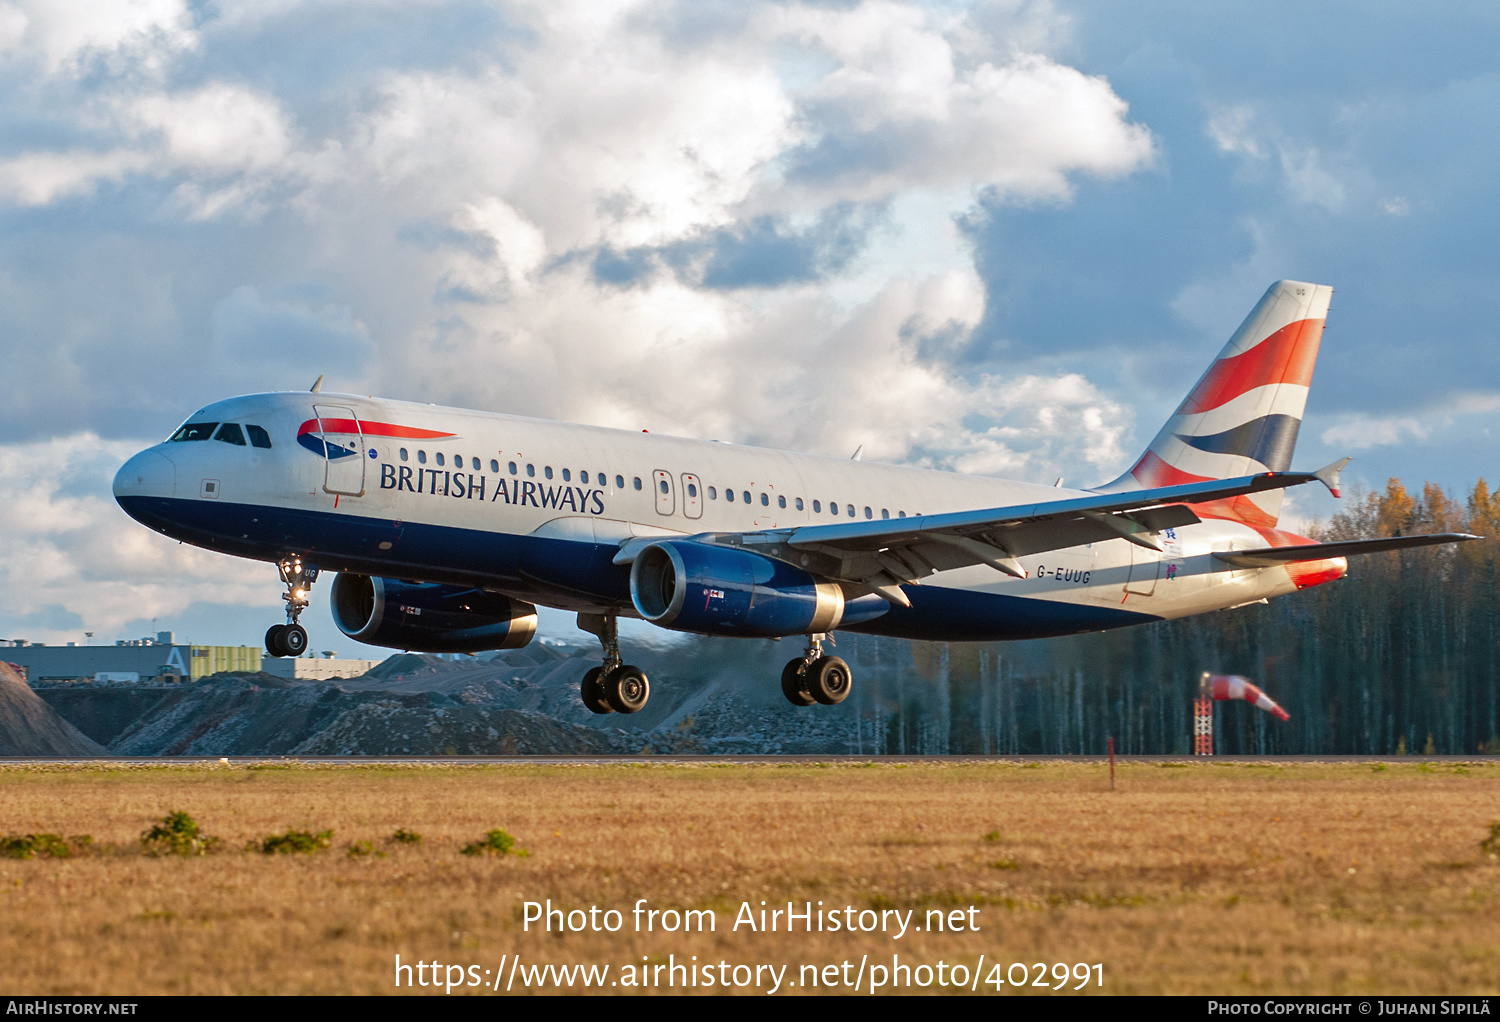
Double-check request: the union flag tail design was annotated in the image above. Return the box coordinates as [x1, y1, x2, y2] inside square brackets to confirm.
[1101, 279, 1333, 529]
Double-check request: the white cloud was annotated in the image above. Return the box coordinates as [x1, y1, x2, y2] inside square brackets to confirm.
[1318, 393, 1500, 453]
[0, 0, 195, 73]
[130, 84, 291, 172]
[1208, 104, 1263, 158]
[0, 0, 1157, 635]
[1320, 415, 1429, 451]
[769, 3, 1153, 205]
[0, 148, 152, 205]
[0, 434, 267, 644]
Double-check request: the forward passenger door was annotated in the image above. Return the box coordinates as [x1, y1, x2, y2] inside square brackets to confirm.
[315, 404, 365, 497]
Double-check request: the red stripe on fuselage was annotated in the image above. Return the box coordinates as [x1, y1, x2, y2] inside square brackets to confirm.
[1178, 317, 1324, 415]
[297, 418, 456, 439]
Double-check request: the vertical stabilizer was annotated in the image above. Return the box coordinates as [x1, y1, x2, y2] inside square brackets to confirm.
[1101, 280, 1333, 528]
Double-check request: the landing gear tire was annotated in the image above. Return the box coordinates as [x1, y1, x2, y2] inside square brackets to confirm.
[604, 665, 650, 714]
[267, 556, 318, 660]
[282, 623, 308, 657]
[806, 655, 852, 705]
[581, 666, 614, 715]
[781, 658, 815, 706]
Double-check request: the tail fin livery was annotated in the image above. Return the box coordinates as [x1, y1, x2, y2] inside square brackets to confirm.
[1102, 279, 1333, 528]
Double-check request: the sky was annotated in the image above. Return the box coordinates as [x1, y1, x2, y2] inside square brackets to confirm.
[1, 0, 1497, 654]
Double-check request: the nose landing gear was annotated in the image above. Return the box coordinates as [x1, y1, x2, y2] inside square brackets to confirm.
[265, 556, 318, 659]
[781, 633, 852, 706]
[576, 612, 650, 714]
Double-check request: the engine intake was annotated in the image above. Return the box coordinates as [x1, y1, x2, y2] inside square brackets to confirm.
[630, 540, 865, 637]
[330, 574, 537, 652]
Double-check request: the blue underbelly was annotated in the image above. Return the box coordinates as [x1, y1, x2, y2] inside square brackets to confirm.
[115, 496, 1159, 641]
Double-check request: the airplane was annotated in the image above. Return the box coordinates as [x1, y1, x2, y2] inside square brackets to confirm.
[112, 280, 1475, 715]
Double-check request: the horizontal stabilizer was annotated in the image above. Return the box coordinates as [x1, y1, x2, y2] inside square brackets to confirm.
[1213, 533, 1480, 567]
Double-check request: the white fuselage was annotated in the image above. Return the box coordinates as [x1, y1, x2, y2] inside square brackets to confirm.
[113, 391, 1332, 642]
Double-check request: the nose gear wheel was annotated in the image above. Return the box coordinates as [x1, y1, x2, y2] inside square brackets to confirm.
[265, 556, 318, 658]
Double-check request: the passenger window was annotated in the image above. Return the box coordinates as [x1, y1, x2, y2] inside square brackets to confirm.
[864, 507, 872, 519]
[743, 491, 750, 503]
[881, 509, 890, 519]
[795, 498, 803, 510]
[898, 511, 906, 518]
[659, 479, 669, 494]
[778, 495, 786, 508]
[846, 504, 854, 517]
[633, 477, 642, 490]
[688, 483, 698, 498]
[400, 448, 409, 462]
[544, 466, 552, 480]
[615, 475, 624, 489]
[418, 450, 427, 464]
[561, 468, 569, 481]
[246, 424, 272, 449]
[813, 500, 821, 513]
[213, 423, 246, 446]
[490, 459, 499, 473]
[508, 462, 517, 475]
[472, 457, 480, 471]
[726, 490, 735, 503]
[759, 493, 768, 506]
[708, 486, 717, 500]
[580, 471, 589, 484]
[527, 464, 535, 477]
[436, 452, 445, 466]
[169, 422, 217, 442]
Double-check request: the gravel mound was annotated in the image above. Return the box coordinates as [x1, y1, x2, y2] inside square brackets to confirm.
[0, 662, 109, 756]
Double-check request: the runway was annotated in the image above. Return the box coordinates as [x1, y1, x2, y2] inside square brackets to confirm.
[2, 754, 1493, 766]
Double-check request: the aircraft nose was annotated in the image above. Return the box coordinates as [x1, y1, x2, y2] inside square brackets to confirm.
[113, 449, 176, 501]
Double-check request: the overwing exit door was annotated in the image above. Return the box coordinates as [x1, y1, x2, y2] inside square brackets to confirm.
[652, 469, 675, 516]
[681, 473, 703, 519]
[315, 404, 366, 497]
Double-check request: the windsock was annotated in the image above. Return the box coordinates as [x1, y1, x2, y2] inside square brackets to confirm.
[1208, 674, 1290, 721]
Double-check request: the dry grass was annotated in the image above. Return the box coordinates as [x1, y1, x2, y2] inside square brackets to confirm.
[0, 759, 1498, 995]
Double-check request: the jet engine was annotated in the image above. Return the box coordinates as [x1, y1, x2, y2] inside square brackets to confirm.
[630, 540, 884, 637]
[329, 573, 537, 652]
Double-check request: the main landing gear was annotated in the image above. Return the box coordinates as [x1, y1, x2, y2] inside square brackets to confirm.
[265, 556, 318, 659]
[781, 634, 852, 707]
[577, 612, 650, 714]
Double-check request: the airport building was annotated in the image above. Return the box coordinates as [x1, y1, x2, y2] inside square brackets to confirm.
[0, 633, 381, 684]
[260, 657, 381, 681]
[0, 632, 260, 683]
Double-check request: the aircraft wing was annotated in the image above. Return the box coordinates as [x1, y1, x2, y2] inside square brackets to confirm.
[612, 469, 1334, 607]
[1213, 533, 1481, 567]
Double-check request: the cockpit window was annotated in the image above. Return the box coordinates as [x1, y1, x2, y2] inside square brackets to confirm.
[213, 423, 247, 446]
[246, 425, 272, 449]
[170, 422, 218, 442]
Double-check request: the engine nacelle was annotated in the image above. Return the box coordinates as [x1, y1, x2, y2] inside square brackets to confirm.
[631, 540, 881, 637]
[329, 574, 537, 653]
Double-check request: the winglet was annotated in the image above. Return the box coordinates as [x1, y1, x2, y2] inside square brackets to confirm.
[851, 445, 863, 461]
[1314, 457, 1351, 498]
[310, 374, 324, 394]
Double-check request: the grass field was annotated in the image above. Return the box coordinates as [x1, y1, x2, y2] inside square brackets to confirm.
[0, 759, 1498, 995]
